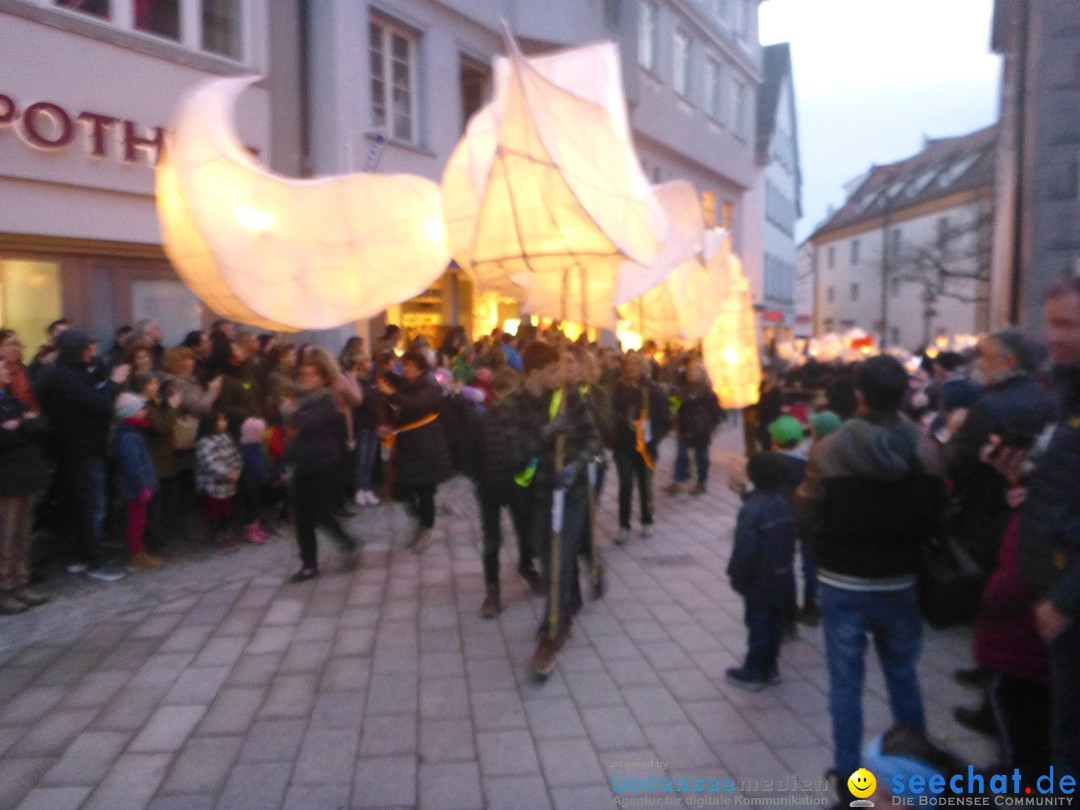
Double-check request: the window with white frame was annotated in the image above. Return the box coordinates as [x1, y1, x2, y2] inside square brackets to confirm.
[54, 0, 244, 61]
[704, 55, 723, 121]
[710, 0, 729, 24]
[638, 0, 658, 71]
[673, 29, 692, 98]
[604, 0, 622, 27]
[739, 0, 753, 40]
[731, 77, 747, 138]
[370, 18, 418, 144]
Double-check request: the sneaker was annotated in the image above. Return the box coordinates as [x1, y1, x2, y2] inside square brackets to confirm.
[724, 667, 765, 692]
[354, 490, 369, 507]
[640, 524, 653, 539]
[614, 527, 630, 545]
[85, 565, 127, 583]
[520, 569, 545, 596]
[690, 484, 707, 495]
[663, 483, 681, 496]
[289, 566, 319, 583]
[66, 562, 88, 575]
[366, 491, 381, 506]
[528, 637, 558, 678]
[253, 523, 271, 541]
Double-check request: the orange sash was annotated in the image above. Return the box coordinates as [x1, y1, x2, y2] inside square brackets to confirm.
[380, 412, 439, 452]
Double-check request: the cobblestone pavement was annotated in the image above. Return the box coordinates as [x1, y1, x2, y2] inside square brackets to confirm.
[0, 425, 995, 810]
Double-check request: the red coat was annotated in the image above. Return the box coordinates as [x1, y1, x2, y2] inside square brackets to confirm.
[972, 514, 1050, 684]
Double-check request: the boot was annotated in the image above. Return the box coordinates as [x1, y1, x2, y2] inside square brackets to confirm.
[528, 636, 558, 678]
[480, 585, 501, 619]
[591, 565, 606, 599]
[520, 569, 545, 595]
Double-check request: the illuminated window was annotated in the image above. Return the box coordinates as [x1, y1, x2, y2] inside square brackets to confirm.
[0, 260, 62, 347]
[701, 190, 717, 227]
[371, 18, 419, 144]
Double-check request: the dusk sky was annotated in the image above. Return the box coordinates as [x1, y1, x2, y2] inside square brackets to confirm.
[758, 0, 1002, 242]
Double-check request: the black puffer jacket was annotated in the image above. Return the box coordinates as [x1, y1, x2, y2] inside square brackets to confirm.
[675, 382, 723, 448]
[286, 389, 346, 474]
[472, 394, 539, 495]
[0, 391, 47, 497]
[387, 376, 454, 487]
[1018, 367, 1080, 616]
[727, 490, 796, 607]
[35, 330, 120, 463]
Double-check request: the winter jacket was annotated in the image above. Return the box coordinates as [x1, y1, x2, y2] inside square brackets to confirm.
[727, 490, 796, 608]
[1017, 367, 1080, 617]
[612, 379, 670, 458]
[945, 373, 1057, 570]
[240, 442, 271, 491]
[113, 418, 159, 502]
[515, 385, 602, 494]
[35, 330, 121, 463]
[7, 362, 38, 410]
[285, 389, 346, 474]
[973, 514, 1050, 684]
[196, 433, 242, 499]
[0, 390, 47, 498]
[385, 376, 454, 487]
[143, 396, 178, 478]
[675, 382, 723, 448]
[473, 395, 539, 495]
[579, 383, 617, 450]
[167, 372, 218, 420]
[796, 410, 946, 588]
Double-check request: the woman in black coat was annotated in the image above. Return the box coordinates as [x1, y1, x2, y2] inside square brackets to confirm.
[284, 350, 359, 582]
[377, 350, 453, 553]
[0, 357, 49, 612]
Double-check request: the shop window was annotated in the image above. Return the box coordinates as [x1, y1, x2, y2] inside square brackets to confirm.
[202, 0, 242, 59]
[131, 280, 205, 346]
[0, 261, 62, 349]
[56, 0, 109, 19]
[134, 0, 180, 41]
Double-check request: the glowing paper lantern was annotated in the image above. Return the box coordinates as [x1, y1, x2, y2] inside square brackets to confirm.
[703, 255, 762, 409]
[619, 226, 734, 342]
[442, 36, 667, 326]
[157, 76, 451, 331]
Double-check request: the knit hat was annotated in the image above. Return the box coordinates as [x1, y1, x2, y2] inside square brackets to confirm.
[115, 392, 146, 420]
[809, 410, 842, 440]
[767, 414, 804, 446]
[240, 416, 268, 444]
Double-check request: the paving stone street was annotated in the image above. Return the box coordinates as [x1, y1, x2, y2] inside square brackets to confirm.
[0, 425, 995, 810]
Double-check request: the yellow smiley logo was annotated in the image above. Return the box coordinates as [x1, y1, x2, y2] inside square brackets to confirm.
[848, 768, 876, 798]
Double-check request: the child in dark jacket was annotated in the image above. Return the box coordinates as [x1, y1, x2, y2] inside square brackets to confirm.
[113, 392, 162, 571]
[726, 452, 796, 691]
[472, 368, 542, 618]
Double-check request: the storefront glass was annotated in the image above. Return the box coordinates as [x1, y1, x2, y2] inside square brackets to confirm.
[0, 260, 62, 346]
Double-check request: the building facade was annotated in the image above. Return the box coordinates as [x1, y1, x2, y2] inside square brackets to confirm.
[807, 125, 996, 351]
[302, 0, 765, 346]
[0, 0, 296, 346]
[989, 0, 1080, 331]
[743, 41, 800, 347]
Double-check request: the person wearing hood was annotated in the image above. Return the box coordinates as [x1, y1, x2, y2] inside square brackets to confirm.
[796, 355, 946, 806]
[36, 329, 130, 582]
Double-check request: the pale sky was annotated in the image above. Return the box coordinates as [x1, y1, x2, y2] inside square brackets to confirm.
[758, 0, 1002, 242]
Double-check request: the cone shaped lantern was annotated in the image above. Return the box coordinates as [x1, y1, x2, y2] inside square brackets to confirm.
[156, 76, 452, 331]
[442, 33, 668, 327]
